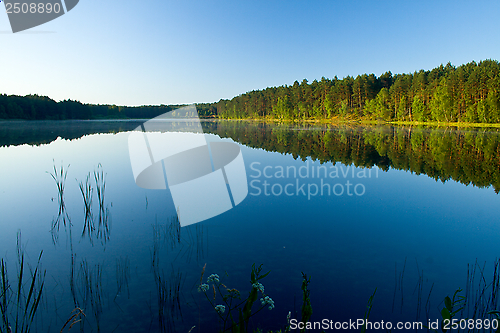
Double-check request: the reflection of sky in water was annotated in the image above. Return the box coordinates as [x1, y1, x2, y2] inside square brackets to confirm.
[239, 143, 500, 321]
[0, 127, 499, 331]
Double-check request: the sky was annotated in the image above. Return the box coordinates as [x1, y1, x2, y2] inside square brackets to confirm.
[1, 0, 499, 106]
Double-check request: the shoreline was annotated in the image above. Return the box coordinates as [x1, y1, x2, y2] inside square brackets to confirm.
[2, 116, 500, 129]
[212, 117, 500, 128]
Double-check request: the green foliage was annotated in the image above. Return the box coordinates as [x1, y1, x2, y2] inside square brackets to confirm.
[476, 99, 490, 123]
[465, 104, 478, 123]
[396, 96, 407, 120]
[0, 94, 185, 120]
[213, 59, 500, 124]
[363, 99, 376, 118]
[323, 95, 335, 118]
[427, 289, 465, 333]
[339, 100, 349, 117]
[360, 289, 376, 333]
[429, 78, 453, 122]
[2, 60, 500, 124]
[487, 310, 500, 333]
[374, 88, 391, 119]
[273, 96, 292, 119]
[412, 95, 427, 121]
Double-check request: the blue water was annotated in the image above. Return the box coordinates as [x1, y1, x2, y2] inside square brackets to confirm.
[0, 120, 499, 332]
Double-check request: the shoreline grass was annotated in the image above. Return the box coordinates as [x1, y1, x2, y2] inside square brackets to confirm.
[208, 116, 500, 128]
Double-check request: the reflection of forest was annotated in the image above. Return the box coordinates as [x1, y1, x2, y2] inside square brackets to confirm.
[2, 120, 499, 193]
[202, 121, 500, 193]
[0, 120, 142, 147]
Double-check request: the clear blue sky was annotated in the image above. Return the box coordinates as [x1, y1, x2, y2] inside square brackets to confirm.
[1, 0, 499, 106]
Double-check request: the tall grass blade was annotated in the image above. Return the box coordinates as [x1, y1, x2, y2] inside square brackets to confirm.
[1, 236, 45, 333]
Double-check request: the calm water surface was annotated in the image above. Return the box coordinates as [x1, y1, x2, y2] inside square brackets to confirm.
[0, 120, 499, 332]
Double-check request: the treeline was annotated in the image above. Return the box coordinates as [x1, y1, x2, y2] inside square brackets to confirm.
[2, 59, 499, 123]
[0, 94, 188, 120]
[213, 60, 500, 123]
[202, 121, 500, 192]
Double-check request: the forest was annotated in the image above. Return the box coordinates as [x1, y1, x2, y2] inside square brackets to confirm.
[214, 59, 500, 123]
[0, 94, 186, 120]
[1, 59, 499, 124]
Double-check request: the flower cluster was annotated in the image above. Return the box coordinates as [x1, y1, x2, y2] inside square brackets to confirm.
[260, 296, 275, 310]
[215, 304, 226, 314]
[197, 283, 209, 292]
[252, 282, 264, 293]
[207, 274, 220, 283]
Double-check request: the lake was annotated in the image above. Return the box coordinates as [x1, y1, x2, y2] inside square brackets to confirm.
[1, 120, 500, 332]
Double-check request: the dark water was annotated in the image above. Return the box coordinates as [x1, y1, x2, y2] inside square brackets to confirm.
[1, 120, 500, 332]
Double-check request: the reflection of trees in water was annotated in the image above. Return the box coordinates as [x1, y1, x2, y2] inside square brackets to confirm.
[150, 215, 207, 332]
[0, 120, 143, 147]
[204, 122, 500, 192]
